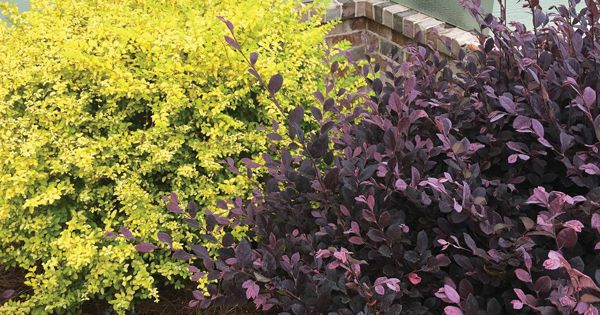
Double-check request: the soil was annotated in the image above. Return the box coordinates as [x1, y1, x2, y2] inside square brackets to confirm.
[1, 266, 260, 315]
[0, 265, 30, 304]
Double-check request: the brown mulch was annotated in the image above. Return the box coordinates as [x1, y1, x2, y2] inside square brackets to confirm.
[82, 296, 261, 315]
[81, 286, 199, 315]
[0, 265, 30, 304]
[1, 265, 260, 314]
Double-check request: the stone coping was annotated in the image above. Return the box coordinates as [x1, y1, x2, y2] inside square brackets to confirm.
[303, 0, 481, 59]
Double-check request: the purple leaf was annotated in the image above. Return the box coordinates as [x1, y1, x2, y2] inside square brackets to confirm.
[362, 209, 376, 223]
[513, 115, 531, 131]
[164, 192, 183, 214]
[515, 268, 532, 283]
[313, 91, 324, 103]
[572, 31, 583, 53]
[594, 115, 600, 142]
[534, 276, 552, 293]
[367, 195, 375, 210]
[556, 227, 577, 248]
[187, 201, 198, 218]
[249, 52, 259, 66]
[348, 236, 364, 245]
[563, 77, 578, 88]
[543, 252, 562, 270]
[489, 111, 507, 122]
[173, 250, 193, 261]
[583, 87, 596, 107]
[188, 300, 199, 308]
[580, 163, 600, 175]
[408, 272, 422, 285]
[323, 98, 335, 112]
[366, 229, 385, 242]
[135, 242, 158, 253]
[224, 36, 240, 50]
[511, 300, 524, 310]
[533, 8, 546, 28]
[389, 92, 402, 112]
[157, 232, 172, 247]
[248, 68, 260, 80]
[104, 231, 118, 239]
[395, 178, 407, 191]
[444, 306, 463, 315]
[225, 257, 237, 266]
[564, 220, 583, 232]
[241, 158, 261, 169]
[192, 290, 205, 300]
[331, 61, 339, 73]
[444, 285, 461, 304]
[1, 289, 15, 300]
[513, 288, 528, 303]
[560, 132, 574, 152]
[498, 95, 516, 113]
[288, 106, 304, 126]
[242, 279, 260, 299]
[592, 213, 600, 232]
[119, 227, 134, 241]
[188, 265, 200, 273]
[531, 119, 544, 137]
[268, 74, 283, 95]
[309, 106, 322, 121]
[191, 244, 211, 260]
[184, 218, 200, 228]
[216, 16, 234, 33]
[235, 240, 253, 267]
[537, 137, 552, 148]
[267, 133, 282, 141]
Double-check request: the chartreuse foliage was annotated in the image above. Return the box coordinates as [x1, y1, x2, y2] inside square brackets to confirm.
[0, 0, 345, 313]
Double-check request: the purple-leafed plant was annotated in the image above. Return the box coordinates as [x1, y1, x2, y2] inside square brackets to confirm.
[129, 1, 600, 314]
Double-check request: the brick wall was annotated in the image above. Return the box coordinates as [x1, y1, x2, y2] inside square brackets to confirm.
[302, 0, 481, 61]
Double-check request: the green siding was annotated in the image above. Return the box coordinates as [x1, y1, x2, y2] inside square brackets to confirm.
[6, 0, 29, 11]
[392, 0, 572, 30]
[392, 0, 494, 30]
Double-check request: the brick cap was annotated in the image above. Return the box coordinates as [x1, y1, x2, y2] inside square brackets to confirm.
[314, 0, 482, 58]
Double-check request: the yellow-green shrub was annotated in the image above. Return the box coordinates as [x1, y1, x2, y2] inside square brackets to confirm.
[0, 0, 344, 313]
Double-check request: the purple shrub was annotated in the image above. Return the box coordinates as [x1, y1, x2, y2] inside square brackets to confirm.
[137, 1, 600, 313]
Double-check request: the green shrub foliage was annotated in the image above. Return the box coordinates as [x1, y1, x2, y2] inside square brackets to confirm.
[0, 0, 343, 313]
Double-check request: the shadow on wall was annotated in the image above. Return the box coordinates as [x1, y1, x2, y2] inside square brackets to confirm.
[393, 0, 576, 31]
[393, 0, 494, 31]
[493, 0, 576, 28]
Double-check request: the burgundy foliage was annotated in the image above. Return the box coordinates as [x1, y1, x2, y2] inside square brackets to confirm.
[133, 1, 600, 314]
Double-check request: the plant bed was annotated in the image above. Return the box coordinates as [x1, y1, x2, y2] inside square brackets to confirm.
[2, 0, 600, 314]
[0, 0, 354, 313]
[0, 265, 30, 307]
[143, 1, 600, 314]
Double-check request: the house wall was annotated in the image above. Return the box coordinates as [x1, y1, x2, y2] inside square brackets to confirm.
[302, 0, 481, 61]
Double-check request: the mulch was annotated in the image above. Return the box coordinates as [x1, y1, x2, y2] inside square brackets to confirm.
[0, 265, 30, 303]
[1, 265, 259, 315]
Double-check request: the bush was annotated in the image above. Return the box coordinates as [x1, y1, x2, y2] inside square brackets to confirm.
[170, 1, 600, 314]
[0, 0, 346, 313]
